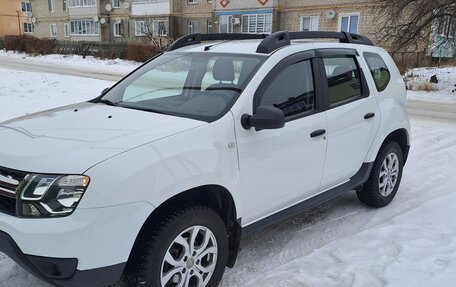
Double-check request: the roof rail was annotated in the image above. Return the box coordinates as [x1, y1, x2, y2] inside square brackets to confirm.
[167, 33, 268, 52]
[167, 31, 374, 54]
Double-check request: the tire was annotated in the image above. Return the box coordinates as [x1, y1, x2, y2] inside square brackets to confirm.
[357, 142, 404, 208]
[124, 206, 229, 287]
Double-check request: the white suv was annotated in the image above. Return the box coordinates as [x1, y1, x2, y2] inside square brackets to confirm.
[0, 31, 410, 287]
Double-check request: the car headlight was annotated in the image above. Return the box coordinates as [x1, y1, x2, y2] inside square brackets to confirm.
[17, 174, 90, 218]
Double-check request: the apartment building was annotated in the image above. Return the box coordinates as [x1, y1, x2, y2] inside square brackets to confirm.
[178, 0, 215, 35]
[0, 0, 33, 36]
[278, 0, 378, 39]
[214, 0, 278, 34]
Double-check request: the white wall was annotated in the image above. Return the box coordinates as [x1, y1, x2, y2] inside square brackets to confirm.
[132, 0, 170, 16]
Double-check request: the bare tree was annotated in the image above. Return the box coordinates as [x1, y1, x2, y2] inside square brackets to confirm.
[376, 0, 456, 52]
[138, 19, 171, 50]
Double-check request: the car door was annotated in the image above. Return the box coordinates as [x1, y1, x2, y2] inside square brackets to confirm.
[318, 49, 381, 189]
[235, 52, 328, 225]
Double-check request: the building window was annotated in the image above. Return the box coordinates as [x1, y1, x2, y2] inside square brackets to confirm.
[113, 22, 122, 37]
[63, 0, 68, 11]
[153, 20, 167, 36]
[135, 21, 148, 36]
[112, 0, 120, 8]
[188, 0, 198, 3]
[219, 15, 233, 33]
[302, 16, 319, 31]
[48, 0, 56, 12]
[50, 24, 58, 37]
[23, 22, 34, 33]
[339, 14, 359, 34]
[242, 14, 272, 34]
[207, 20, 213, 33]
[70, 20, 99, 35]
[207, 0, 213, 2]
[132, 0, 158, 3]
[68, 0, 96, 7]
[21, 2, 32, 12]
[64, 23, 70, 37]
[188, 21, 199, 34]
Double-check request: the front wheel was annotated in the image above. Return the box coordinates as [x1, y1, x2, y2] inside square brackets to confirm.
[357, 142, 404, 208]
[125, 206, 229, 287]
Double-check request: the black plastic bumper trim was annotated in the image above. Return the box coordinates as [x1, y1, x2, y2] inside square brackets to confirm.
[0, 230, 125, 286]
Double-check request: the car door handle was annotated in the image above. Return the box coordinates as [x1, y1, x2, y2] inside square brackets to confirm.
[364, 113, 376, 120]
[310, 129, 326, 138]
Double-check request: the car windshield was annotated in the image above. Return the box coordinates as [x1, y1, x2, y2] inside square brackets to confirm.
[98, 52, 265, 122]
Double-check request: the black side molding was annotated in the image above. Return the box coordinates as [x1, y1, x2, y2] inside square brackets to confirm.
[242, 162, 374, 237]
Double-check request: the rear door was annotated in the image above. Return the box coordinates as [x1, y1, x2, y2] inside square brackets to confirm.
[318, 49, 381, 189]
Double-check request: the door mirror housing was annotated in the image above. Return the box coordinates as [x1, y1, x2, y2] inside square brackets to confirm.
[241, 106, 285, 130]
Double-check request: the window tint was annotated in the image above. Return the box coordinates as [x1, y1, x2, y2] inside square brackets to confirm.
[323, 56, 362, 105]
[364, 52, 390, 92]
[260, 60, 315, 117]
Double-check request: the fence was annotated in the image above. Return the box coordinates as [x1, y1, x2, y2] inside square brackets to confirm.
[0, 37, 4, 50]
[391, 51, 456, 72]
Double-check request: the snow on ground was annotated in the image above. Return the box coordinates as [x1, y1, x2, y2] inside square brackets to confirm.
[0, 68, 114, 122]
[0, 49, 140, 75]
[405, 66, 456, 104]
[0, 69, 456, 287]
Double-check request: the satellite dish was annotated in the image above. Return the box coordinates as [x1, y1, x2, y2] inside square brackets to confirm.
[325, 10, 336, 19]
[115, 17, 122, 24]
[105, 3, 112, 12]
[123, 2, 130, 9]
[93, 16, 99, 22]
[100, 18, 106, 24]
[31, 17, 37, 23]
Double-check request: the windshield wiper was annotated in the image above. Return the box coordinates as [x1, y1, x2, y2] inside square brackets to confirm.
[96, 99, 119, 106]
[117, 103, 170, 116]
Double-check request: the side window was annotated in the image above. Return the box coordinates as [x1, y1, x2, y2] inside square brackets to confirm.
[322, 56, 362, 105]
[364, 52, 390, 92]
[260, 60, 315, 118]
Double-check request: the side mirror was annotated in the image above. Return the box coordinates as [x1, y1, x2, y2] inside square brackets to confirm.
[241, 106, 285, 130]
[101, 88, 110, 96]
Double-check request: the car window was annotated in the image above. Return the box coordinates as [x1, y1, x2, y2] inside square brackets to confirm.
[364, 52, 391, 92]
[259, 60, 315, 117]
[322, 56, 362, 105]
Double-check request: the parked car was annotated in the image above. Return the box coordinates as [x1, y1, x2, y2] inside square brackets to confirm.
[0, 31, 410, 287]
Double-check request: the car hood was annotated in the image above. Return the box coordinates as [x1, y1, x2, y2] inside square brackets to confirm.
[0, 102, 205, 174]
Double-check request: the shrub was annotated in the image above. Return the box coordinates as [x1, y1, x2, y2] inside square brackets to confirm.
[4, 34, 57, 55]
[126, 42, 160, 62]
[414, 82, 438, 92]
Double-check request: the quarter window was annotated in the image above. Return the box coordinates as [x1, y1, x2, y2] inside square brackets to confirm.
[364, 52, 391, 92]
[260, 60, 315, 117]
[323, 56, 362, 105]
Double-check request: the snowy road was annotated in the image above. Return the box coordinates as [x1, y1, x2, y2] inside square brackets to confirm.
[0, 68, 455, 287]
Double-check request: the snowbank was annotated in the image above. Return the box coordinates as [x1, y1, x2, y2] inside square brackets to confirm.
[0, 49, 140, 75]
[405, 67, 456, 104]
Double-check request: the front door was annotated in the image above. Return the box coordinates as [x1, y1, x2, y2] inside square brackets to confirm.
[236, 55, 328, 225]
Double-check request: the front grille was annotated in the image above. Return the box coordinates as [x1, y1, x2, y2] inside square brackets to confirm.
[0, 166, 28, 216]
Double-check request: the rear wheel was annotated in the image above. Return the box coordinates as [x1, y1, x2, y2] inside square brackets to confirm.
[125, 206, 228, 287]
[357, 142, 404, 207]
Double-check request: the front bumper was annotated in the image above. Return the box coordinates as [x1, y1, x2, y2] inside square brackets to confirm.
[0, 202, 155, 286]
[0, 231, 125, 286]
